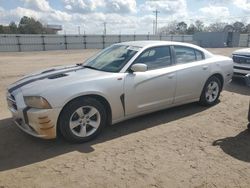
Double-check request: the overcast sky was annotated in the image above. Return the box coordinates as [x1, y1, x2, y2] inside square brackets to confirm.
[0, 0, 249, 34]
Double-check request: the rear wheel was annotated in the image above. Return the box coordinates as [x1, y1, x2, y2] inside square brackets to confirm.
[199, 76, 222, 106]
[59, 97, 107, 143]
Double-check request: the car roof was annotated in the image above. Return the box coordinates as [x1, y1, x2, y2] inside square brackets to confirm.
[118, 40, 196, 48]
[117, 40, 213, 58]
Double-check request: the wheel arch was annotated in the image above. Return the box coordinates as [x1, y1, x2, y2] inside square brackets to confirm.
[56, 94, 112, 137]
[210, 73, 224, 90]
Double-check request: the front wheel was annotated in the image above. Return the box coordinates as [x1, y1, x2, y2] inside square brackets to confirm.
[199, 76, 222, 106]
[59, 97, 107, 143]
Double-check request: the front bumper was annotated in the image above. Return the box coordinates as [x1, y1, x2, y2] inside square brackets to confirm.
[233, 65, 250, 77]
[7, 90, 60, 139]
[12, 108, 60, 139]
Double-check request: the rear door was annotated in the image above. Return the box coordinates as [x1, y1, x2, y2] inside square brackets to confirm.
[173, 45, 211, 103]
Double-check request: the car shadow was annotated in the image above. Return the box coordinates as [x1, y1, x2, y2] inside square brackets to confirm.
[213, 129, 250, 162]
[0, 102, 209, 171]
[225, 78, 250, 96]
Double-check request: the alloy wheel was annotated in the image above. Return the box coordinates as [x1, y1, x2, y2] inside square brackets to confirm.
[69, 106, 101, 137]
[205, 81, 219, 103]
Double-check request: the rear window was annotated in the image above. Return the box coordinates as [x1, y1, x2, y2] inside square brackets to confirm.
[174, 46, 204, 64]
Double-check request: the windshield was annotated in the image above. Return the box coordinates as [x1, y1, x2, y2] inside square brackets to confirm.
[83, 45, 140, 72]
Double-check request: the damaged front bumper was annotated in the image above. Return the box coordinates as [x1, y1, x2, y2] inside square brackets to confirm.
[7, 90, 60, 139]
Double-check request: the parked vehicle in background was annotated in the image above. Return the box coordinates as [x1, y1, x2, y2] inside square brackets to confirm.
[232, 49, 250, 84]
[247, 102, 250, 130]
[246, 74, 250, 130]
[6, 41, 233, 143]
[246, 73, 250, 86]
[248, 101, 250, 130]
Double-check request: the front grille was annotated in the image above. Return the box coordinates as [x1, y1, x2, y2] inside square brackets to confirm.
[234, 72, 247, 77]
[234, 66, 250, 71]
[233, 55, 250, 64]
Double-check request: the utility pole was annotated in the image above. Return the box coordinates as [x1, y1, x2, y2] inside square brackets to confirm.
[78, 26, 81, 35]
[153, 20, 155, 35]
[153, 9, 160, 35]
[103, 22, 107, 35]
[82, 24, 86, 35]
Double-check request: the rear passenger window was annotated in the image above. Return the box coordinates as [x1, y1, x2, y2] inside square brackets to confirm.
[174, 46, 204, 64]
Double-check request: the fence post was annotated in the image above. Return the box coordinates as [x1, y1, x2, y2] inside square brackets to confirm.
[83, 35, 86, 49]
[147, 33, 149, 40]
[159, 34, 162, 41]
[102, 35, 105, 49]
[247, 34, 250, 47]
[133, 34, 136, 41]
[16, 35, 21, 52]
[171, 35, 173, 41]
[118, 34, 121, 43]
[41, 35, 45, 51]
[182, 35, 184, 42]
[64, 35, 68, 50]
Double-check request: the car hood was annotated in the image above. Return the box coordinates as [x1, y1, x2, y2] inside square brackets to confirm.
[8, 64, 111, 95]
[233, 48, 250, 56]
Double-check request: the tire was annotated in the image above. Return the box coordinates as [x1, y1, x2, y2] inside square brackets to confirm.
[59, 97, 107, 143]
[199, 76, 222, 106]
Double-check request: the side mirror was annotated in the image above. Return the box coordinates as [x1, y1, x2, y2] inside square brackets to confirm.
[130, 64, 148, 72]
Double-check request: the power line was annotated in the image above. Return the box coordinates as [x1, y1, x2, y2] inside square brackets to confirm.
[157, 15, 250, 23]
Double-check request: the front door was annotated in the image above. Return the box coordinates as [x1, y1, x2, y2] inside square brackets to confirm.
[124, 46, 176, 116]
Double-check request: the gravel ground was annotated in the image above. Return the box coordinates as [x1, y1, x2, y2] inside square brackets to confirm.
[0, 48, 249, 188]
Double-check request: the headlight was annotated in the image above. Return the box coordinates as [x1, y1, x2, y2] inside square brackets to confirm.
[24, 96, 52, 109]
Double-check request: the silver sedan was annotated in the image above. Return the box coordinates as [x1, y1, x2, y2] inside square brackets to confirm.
[6, 41, 233, 142]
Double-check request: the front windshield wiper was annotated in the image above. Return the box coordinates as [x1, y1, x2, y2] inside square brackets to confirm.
[82, 65, 100, 71]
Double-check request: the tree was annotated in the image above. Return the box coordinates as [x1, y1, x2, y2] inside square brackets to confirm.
[185, 20, 204, 34]
[245, 24, 250, 33]
[206, 22, 228, 32]
[0, 17, 58, 34]
[0, 25, 4, 34]
[159, 21, 178, 34]
[18, 16, 44, 34]
[176, 22, 187, 34]
[194, 20, 204, 32]
[233, 21, 244, 33]
[186, 24, 197, 34]
[9, 22, 18, 34]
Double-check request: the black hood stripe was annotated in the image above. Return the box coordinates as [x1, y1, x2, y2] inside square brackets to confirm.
[8, 66, 84, 93]
[16, 65, 81, 83]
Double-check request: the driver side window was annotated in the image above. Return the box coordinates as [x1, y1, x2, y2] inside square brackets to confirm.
[133, 46, 172, 70]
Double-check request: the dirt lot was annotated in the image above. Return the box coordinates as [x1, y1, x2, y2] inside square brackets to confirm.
[0, 48, 249, 188]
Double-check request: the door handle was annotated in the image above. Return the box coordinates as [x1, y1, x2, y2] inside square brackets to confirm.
[202, 66, 208, 70]
[168, 74, 174, 79]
